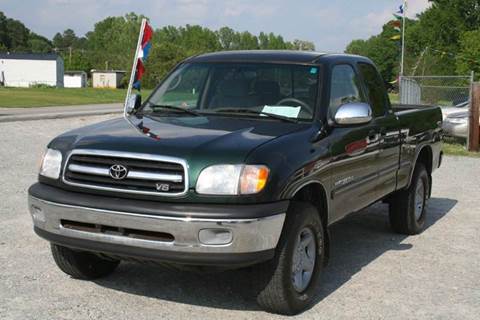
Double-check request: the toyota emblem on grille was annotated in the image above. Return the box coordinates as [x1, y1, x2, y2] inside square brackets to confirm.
[109, 164, 128, 180]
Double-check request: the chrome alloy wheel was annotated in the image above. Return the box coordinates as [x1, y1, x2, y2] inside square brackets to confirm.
[414, 179, 426, 221]
[291, 227, 316, 293]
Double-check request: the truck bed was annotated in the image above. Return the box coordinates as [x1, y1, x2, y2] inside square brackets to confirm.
[391, 104, 442, 136]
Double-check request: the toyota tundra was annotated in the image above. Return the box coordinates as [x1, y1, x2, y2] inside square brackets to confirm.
[28, 51, 443, 315]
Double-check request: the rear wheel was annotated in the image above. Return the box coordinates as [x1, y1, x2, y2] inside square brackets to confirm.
[255, 202, 325, 315]
[389, 163, 430, 235]
[51, 244, 120, 280]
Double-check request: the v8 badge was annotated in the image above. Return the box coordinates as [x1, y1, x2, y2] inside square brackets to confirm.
[156, 183, 170, 192]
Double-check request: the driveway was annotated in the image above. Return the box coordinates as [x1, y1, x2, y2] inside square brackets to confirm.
[0, 115, 479, 319]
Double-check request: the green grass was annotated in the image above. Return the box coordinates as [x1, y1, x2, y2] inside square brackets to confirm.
[0, 87, 152, 108]
[443, 142, 480, 158]
[389, 93, 399, 104]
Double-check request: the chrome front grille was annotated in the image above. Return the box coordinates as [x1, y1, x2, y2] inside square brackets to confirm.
[62, 149, 188, 196]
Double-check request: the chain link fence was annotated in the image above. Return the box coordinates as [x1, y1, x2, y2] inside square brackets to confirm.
[399, 75, 473, 106]
[399, 74, 474, 146]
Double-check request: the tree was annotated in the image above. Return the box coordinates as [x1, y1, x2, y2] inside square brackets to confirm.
[1, 10, 317, 88]
[142, 24, 221, 87]
[346, 1, 480, 79]
[346, 23, 402, 82]
[0, 11, 52, 53]
[52, 33, 63, 48]
[237, 31, 259, 49]
[0, 12, 8, 49]
[258, 32, 269, 49]
[217, 27, 238, 50]
[86, 13, 146, 71]
[345, 39, 368, 55]
[52, 29, 85, 50]
[28, 34, 52, 53]
[51, 29, 89, 70]
[292, 39, 315, 51]
[5, 18, 30, 51]
[456, 29, 480, 75]
[62, 29, 77, 47]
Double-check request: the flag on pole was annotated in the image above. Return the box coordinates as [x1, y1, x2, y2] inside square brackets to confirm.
[390, 20, 401, 28]
[397, 5, 404, 14]
[133, 22, 153, 90]
[393, 13, 403, 20]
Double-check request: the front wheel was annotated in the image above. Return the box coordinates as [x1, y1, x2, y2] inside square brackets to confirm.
[389, 163, 430, 235]
[255, 202, 325, 315]
[51, 244, 120, 280]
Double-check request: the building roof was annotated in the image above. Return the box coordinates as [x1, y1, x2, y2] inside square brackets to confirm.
[91, 69, 126, 74]
[186, 50, 327, 64]
[0, 52, 60, 61]
[65, 70, 87, 75]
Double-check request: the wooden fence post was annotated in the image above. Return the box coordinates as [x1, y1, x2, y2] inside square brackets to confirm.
[468, 83, 480, 152]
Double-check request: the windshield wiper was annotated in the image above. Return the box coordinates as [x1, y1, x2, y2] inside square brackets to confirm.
[212, 108, 298, 123]
[144, 104, 201, 117]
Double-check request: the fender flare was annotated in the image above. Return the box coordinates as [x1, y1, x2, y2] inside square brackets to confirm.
[289, 180, 331, 265]
[406, 143, 433, 189]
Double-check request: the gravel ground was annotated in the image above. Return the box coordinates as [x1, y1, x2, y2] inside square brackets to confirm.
[1, 115, 479, 320]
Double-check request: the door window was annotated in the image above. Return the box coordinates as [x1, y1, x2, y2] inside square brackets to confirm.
[329, 64, 365, 117]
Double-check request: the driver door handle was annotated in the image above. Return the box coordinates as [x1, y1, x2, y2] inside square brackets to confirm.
[367, 130, 380, 143]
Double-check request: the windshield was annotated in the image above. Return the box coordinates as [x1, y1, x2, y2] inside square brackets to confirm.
[143, 62, 321, 121]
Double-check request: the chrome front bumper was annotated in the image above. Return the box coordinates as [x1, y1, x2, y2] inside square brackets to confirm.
[28, 195, 286, 256]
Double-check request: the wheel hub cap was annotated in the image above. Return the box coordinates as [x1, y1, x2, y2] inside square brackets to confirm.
[414, 179, 425, 221]
[291, 227, 316, 293]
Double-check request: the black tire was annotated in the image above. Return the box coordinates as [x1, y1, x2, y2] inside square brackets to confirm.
[50, 244, 120, 280]
[255, 202, 325, 315]
[389, 163, 430, 235]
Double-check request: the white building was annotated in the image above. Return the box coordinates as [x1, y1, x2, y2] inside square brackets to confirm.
[64, 71, 87, 88]
[0, 53, 64, 88]
[91, 70, 126, 88]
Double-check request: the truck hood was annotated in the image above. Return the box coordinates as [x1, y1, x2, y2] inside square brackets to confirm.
[52, 114, 308, 167]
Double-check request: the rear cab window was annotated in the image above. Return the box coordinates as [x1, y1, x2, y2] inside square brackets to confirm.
[358, 63, 389, 117]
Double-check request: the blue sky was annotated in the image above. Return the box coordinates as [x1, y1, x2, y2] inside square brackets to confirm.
[0, 0, 430, 52]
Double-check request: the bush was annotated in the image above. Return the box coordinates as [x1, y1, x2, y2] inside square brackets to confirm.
[29, 83, 56, 89]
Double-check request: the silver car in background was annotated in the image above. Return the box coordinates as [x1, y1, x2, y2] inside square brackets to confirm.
[441, 101, 469, 120]
[441, 101, 473, 139]
[443, 111, 469, 138]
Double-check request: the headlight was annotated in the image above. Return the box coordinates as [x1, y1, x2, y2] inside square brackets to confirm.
[196, 164, 269, 195]
[447, 117, 467, 124]
[39, 149, 62, 179]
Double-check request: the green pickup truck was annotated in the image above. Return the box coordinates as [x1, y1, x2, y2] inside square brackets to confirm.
[28, 51, 443, 315]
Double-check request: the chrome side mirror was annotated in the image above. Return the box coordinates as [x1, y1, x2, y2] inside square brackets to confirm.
[334, 102, 372, 125]
[125, 93, 142, 115]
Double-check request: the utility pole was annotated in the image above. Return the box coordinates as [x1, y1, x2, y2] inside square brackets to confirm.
[69, 47, 72, 66]
[400, 0, 406, 76]
[468, 81, 479, 152]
